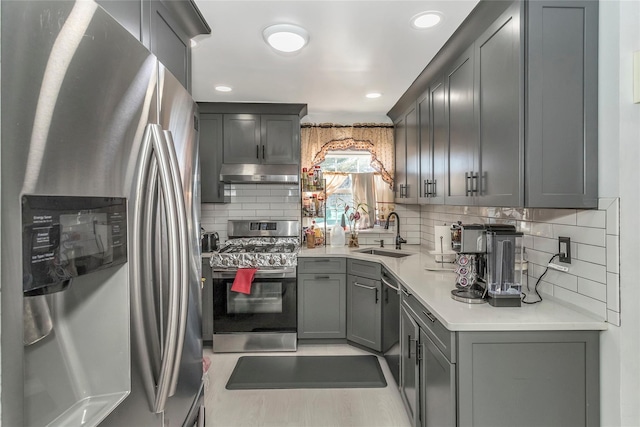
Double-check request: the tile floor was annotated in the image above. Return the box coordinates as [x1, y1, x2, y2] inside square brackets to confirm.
[203, 343, 411, 427]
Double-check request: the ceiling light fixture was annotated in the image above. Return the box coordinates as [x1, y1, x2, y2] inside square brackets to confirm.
[263, 24, 309, 53]
[411, 11, 443, 29]
[215, 85, 233, 92]
[366, 92, 382, 99]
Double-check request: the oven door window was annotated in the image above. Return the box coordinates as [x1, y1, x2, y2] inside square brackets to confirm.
[227, 282, 283, 314]
[213, 275, 297, 333]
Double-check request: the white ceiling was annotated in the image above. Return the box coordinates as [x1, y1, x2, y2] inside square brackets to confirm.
[191, 1, 479, 123]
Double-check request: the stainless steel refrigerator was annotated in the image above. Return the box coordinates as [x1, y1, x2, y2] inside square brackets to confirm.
[1, 1, 204, 426]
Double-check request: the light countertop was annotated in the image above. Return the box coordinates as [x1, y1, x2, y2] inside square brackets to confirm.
[299, 245, 607, 332]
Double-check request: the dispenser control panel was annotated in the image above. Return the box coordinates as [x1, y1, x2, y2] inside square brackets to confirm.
[22, 195, 127, 295]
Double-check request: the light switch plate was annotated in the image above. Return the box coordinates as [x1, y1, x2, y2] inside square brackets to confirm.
[635, 51, 640, 104]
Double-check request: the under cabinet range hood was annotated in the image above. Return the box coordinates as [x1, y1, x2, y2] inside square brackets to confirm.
[219, 163, 299, 183]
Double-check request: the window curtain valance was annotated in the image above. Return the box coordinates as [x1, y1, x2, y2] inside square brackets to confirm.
[301, 123, 395, 188]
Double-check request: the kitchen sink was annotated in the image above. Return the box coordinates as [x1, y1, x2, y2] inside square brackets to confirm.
[355, 249, 412, 258]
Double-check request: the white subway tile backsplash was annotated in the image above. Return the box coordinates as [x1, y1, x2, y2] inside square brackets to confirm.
[606, 272, 620, 312]
[552, 224, 606, 246]
[576, 244, 606, 266]
[606, 235, 620, 274]
[531, 209, 577, 225]
[553, 287, 607, 320]
[576, 210, 606, 228]
[607, 310, 621, 326]
[578, 278, 607, 302]
[570, 259, 607, 284]
[606, 198, 620, 236]
[542, 269, 579, 292]
[420, 199, 615, 322]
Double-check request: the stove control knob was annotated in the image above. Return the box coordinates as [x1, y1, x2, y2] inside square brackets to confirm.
[269, 257, 275, 265]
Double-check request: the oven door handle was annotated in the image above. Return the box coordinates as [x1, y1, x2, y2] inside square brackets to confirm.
[213, 267, 297, 279]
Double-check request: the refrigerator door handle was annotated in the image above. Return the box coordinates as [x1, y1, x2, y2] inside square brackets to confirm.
[162, 129, 190, 397]
[150, 126, 183, 413]
[132, 124, 166, 412]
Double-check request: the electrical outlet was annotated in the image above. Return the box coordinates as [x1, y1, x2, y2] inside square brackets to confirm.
[558, 236, 571, 263]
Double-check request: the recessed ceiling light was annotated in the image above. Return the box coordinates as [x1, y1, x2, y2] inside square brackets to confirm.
[366, 92, 382, 99]
[215, 85, 233, 92]
[263, 24, 309, 53]
[411, 11, 443, 29]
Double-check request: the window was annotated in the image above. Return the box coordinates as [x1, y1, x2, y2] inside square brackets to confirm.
[315, 151, 394, 228]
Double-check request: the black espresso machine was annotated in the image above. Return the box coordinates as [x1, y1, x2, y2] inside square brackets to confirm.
[450, 223, 524, 307]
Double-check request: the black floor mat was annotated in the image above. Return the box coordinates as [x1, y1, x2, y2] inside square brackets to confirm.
[225, 355, 387, 390]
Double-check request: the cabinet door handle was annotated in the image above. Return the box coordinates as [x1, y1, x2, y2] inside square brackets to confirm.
[432, 179, 437, 197]
[401, 288, 411, 297]
[423, 180, 429, 197]
[407, 335, 417, 359]
[262, 145, 265, 160]
[422, 310, 437, 323]
[471, 172, 479, 194]
[375, 288, 379, 304]
[315, 275, 330, 280]
[381, 276, 400, 293]
[354, 282, 376, 291]
[256, 144, 260, 159]
[465, 172, 470, 196]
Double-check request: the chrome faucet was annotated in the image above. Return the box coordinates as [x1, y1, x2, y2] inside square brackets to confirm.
[384, 211, 407, 250]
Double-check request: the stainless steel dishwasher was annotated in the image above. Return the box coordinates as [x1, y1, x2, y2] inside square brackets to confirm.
[381, 267, 401, 387]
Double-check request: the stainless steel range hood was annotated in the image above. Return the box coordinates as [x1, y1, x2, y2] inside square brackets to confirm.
[219, 163, 299, 183]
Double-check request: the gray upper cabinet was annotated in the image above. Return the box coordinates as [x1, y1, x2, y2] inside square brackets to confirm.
[388, 0, 598, 209]
[261, 115, 300, 164]
[394, 115, 407, 203]
[96, 0, 143, 40]
[526, 0, 598, 208]
[417, 91, 431, 205]
[223, 114, 300, 165]
[148, 1, 191, 90]
[96, 0, 210, 93]
[223, 114, 262, 164]
[395, 104, 419, 204]
[475, 2, 524, 207]
[444, 46, 477, 206]
[199, 113, 228, 203]
[419, 76, 447, 205]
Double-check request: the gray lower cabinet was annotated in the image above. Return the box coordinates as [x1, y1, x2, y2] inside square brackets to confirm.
[420, 329, 456, 427]
[347, 274, 382, 351]
[199, 113, 228, 203]
[297, 273, 346, 339]
[457, 330, 599, 427]
[201, 258, 213, 342]
[400, 291, 599, 427]
[297, 258, 347, 340]
[400, 304, 420, 427]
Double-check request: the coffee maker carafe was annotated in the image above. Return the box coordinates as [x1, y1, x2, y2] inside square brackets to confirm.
[450, 223, 523, 306]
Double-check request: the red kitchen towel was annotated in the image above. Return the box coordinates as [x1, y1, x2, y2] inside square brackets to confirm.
[231, 268, 257, 294]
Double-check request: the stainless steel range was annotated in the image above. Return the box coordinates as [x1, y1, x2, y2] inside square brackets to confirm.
[210, 220, 300, 352]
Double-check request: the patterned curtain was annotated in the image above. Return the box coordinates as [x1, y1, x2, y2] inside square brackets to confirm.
[301, 123, 395, 188]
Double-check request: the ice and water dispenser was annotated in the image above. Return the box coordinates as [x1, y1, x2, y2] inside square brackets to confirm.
[22, 196, 130, 426]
